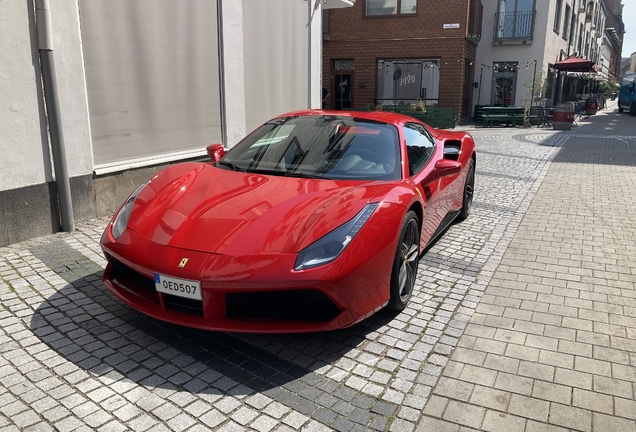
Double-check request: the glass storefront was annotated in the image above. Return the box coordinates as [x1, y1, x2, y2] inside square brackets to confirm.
[376, 59, 440, 108]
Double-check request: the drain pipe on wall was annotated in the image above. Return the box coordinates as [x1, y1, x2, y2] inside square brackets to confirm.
[35, 0, 75, 232]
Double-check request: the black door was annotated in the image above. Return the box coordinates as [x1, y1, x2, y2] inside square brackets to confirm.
[334, 73, 353, 109]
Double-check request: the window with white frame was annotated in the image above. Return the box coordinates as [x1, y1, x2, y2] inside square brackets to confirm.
[365, 0, 417, 16]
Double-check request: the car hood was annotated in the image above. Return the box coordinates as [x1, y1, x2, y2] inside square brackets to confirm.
[126, 162, 390, 255]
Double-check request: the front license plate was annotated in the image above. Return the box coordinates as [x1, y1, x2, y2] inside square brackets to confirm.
[154, 273, 202, 301]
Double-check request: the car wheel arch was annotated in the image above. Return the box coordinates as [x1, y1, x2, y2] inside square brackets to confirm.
[408, 201, 424, 235]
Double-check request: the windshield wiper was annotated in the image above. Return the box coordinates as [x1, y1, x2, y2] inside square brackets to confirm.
[216, 161, 244, 171]
[246, 168, 286, 177]
[247, 168, 329, 180]
[285, 171, 330, 180]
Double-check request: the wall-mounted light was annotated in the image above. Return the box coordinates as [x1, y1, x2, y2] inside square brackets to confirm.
[358, 82, 366, 88]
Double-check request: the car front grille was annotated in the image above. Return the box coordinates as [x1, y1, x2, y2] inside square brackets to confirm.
[163, 294, 204, 316]
[225, 289, 341, 322]
[107, 254, 156, 293]
[107, 254, 204, 316]
[107, 256, 340, 322]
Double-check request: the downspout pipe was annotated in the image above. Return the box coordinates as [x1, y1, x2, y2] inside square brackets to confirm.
[35, 0, 75, 232]
[217, 0, 227, 146]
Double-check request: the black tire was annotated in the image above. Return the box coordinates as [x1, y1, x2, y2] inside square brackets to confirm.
[618, 106, 624, 113]
[457, 158, 475, 221]
[631, 103, 636, 116]
[387, 211, 420, 310]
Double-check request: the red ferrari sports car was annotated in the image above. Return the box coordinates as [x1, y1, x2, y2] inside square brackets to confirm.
[101, 110, 475, 333]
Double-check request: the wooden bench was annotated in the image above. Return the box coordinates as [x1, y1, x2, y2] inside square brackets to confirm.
[482, 114, 524, 127]
[480, 106, 542, 127]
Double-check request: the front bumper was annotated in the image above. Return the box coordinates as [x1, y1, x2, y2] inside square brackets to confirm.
[100, 221, 396, 333]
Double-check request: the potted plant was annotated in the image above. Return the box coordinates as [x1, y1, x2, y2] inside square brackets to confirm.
[409, 99, 427, 113]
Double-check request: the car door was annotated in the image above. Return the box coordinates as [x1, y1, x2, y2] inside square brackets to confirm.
[403, 122, 447, 249]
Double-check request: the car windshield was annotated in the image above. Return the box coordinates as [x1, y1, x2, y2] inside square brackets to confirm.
[218, 116, 401, 180]
[623, 73, 636, 85]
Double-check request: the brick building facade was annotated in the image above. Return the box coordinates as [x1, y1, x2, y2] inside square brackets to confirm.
[322, 0, 482, 120]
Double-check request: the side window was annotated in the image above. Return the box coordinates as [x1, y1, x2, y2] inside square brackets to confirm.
[404, 123, 436, 176]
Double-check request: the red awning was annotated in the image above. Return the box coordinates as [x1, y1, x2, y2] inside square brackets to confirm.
[554, 56, 597, 72]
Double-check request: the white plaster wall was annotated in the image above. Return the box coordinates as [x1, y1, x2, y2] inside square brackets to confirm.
[0, 0, 49, 191]
[474, 1, 549, 106]
[221, 1, 247, 148]
[601, 35, 612, 75]
[475, 0, 574, 107]
[0, 0, 92, 192]
[221, 0, 322, 147]
[542, 1, 570, 67]
[310, 0, 323, 109]
[51, 0, 93, 178]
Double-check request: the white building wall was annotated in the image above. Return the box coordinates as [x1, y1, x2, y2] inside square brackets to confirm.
[475, 0, 555, 107]
[600, 35, 613, 76]
[222, 2, 247, 148]
[0, 0, 46, 191]
[309, 1, 323, 110]
[222, 0, 324, 147]
[1, 0, 346, 245]
[51, 0, 93, 179]
[475, 0, 605, 108]
[0, 0, 92, 192]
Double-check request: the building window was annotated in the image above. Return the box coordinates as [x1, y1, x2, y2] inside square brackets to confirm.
[554, 0, 562, 33]
[569, 14, 576, 45]
[494, 0, 536, 41]
[365, 0, 417, 16]
[376, 59, 440, 107]
[577, 23, 583, 53]
[562, 4, 570, 39]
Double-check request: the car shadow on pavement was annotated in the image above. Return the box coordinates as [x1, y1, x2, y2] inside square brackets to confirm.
[30, 269, 402, 400]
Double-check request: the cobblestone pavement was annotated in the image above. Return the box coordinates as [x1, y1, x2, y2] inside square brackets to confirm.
[1, 108, 609, 432]
[417, 102, 636, 431]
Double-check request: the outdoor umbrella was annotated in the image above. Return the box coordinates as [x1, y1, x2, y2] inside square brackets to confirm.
[554, 56, 597, 72]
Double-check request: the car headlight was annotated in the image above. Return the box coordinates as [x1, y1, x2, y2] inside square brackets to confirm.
[111, 180, 150, 240]
[294, 203, 379, 271]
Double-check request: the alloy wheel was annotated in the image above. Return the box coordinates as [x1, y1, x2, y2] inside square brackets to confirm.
[398, 218, 419, 301]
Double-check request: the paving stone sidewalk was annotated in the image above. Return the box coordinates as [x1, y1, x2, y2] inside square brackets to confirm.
[0, 109, 614, 431]
[417, 103, 636, 431]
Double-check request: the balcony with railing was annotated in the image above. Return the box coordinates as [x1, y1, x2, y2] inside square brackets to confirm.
[493, 10, 536, 43]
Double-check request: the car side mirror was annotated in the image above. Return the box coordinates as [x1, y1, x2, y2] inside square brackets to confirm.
[206, 144, 225, 162]
[422, 159, 462, 185]
[630, 86, 635, 94]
